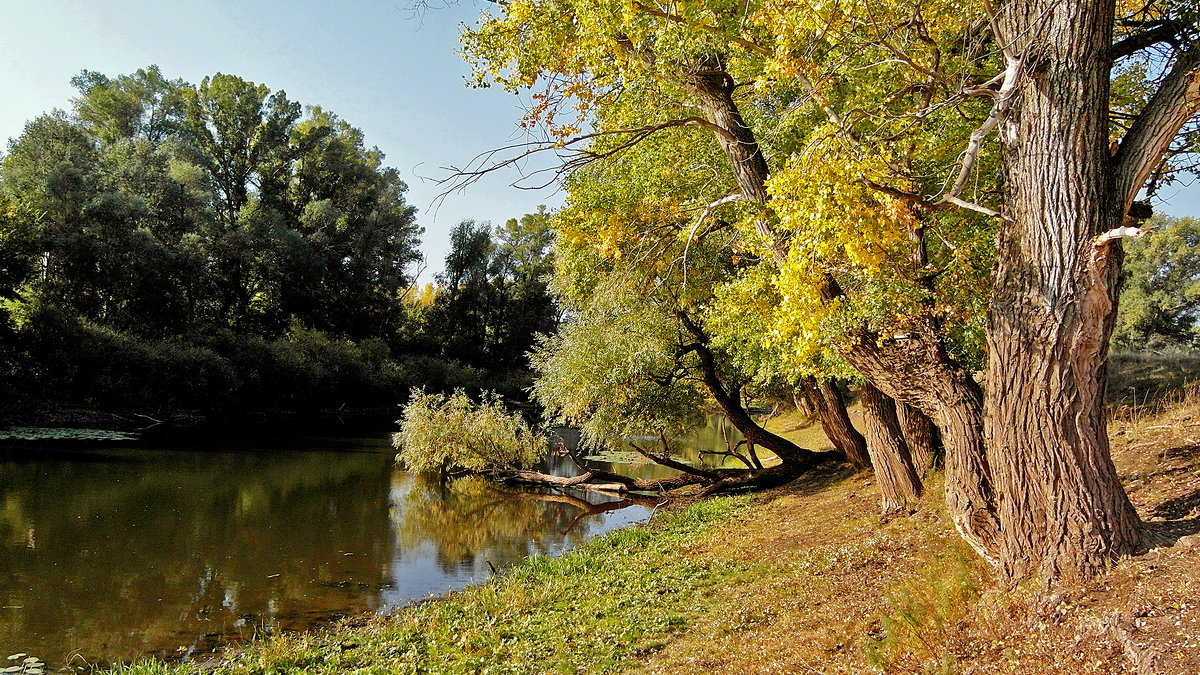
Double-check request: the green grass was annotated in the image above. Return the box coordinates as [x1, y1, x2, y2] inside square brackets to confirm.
[113, 496, 751, 675]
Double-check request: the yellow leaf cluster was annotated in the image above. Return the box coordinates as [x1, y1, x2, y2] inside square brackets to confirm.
[758, 132, 916, 363]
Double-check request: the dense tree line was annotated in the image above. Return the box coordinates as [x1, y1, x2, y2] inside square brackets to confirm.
[0, 67, 556, 423]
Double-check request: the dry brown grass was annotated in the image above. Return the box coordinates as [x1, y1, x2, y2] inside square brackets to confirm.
[634, 382, 1200, 674]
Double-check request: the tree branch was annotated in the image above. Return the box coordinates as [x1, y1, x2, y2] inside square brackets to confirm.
[437, 117, 741, 198]
[1110, 22, 1186, 60]
[934, 53, 1022, 211]
[1112, 45, 1200, 214]
[628, 439, 720, 479]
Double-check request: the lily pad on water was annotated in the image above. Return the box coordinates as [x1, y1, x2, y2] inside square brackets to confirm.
[2, 654, 44, 675]
[0, 427, 138, 442]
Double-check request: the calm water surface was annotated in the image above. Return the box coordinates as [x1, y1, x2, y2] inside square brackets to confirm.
[0, 432, 651, 669]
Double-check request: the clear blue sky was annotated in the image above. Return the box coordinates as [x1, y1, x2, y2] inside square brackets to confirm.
[0, 0, 561, 280]
[1, 0, 1197, 280]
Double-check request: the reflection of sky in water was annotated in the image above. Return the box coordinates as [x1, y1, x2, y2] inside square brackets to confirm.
[0, 432, 653, 669]
[381, 470, 651, 608]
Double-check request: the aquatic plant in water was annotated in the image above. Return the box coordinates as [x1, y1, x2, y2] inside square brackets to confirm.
[0, 427, 138, 442]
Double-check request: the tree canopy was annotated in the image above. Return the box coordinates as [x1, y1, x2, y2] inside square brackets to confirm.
[456, 0, 1200, 581]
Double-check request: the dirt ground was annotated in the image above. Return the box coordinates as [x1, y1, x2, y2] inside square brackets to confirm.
[636, 388, 1200, 674]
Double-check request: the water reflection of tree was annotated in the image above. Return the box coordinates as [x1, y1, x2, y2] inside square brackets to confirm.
[0, 444, 394, 667]
[390, 474, 652, 573]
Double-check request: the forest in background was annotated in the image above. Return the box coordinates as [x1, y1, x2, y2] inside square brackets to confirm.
[0, 66, 558, 427]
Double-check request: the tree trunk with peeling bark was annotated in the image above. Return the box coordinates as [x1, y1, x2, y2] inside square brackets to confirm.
[806, 377, 871, 468]
[859, 382, 923, 513]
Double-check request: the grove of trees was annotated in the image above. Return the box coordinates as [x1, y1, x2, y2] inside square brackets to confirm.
[0, 66, 557, 422]
[393, 0, 1200, 584]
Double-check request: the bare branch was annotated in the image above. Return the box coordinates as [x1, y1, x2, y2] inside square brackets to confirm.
[942, 194, 1002, 218]
[934, 53, 1021, 210]
[628, 440, 719, 479]
[437, 116, 740, 198]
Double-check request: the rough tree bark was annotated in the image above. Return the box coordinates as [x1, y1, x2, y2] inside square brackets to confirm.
[805, 377, 871, 468]
[858, 382, 924, 513]
[984, 0, 1200, 578]
[898, 401, 940, 476]
[830, 293, 999, 562]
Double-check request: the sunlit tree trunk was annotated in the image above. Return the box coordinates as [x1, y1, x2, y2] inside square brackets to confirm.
[986, 0, 1147, 579]
[805, 377, 870, 468]
[859, 382, 923, 513]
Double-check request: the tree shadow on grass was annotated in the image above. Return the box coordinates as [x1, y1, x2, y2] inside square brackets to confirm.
[1152, 487, 1200, 520]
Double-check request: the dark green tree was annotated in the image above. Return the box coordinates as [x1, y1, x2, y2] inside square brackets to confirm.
[1115, 215, 1200, 351]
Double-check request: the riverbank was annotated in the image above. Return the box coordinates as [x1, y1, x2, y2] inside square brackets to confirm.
[104, 385, 1200, 674]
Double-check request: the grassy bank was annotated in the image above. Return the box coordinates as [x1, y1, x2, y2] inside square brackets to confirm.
[113, 496, 754, 675]
[112, 386, 1200, 674]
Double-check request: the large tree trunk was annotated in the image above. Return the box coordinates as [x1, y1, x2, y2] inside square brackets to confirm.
[987, 0, 1147, 579]
[858, 382, 923, 513]
[897, 401, 940, 476]
[832, 299, 999, 561]
[805, 377, 871, 468]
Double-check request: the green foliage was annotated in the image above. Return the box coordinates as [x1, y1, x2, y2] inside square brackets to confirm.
[1114, 215, 1200, 351]
[530, 280, 708, 448]
[1, 65, 422, 344]
[394, 389, 546, 474]
[0, 302, 431, 416]
[422, 210, 559, 371]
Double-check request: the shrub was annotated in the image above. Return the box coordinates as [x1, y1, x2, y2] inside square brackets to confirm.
[393, 388, 545, 474]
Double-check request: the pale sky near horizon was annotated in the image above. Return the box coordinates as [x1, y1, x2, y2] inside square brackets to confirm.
[1, 0, 1198, 281]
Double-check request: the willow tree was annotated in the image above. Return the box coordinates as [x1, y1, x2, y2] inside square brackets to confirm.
[462, 0, 987, 516]
[532, 142, 835, 489]
[459, 0, 1200, 578]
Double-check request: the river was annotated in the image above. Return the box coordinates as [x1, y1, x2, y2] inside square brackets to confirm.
[0, 429, 656, 670]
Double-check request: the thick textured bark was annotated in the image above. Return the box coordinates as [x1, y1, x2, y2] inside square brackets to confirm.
[858, 382, 923, 513]
[684, 54, 770, 205]
[831, 304, 999, 561]
[983, 0, 1170, 579]
[897, 401, 940, 476]
[805, 377, 871, 468]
